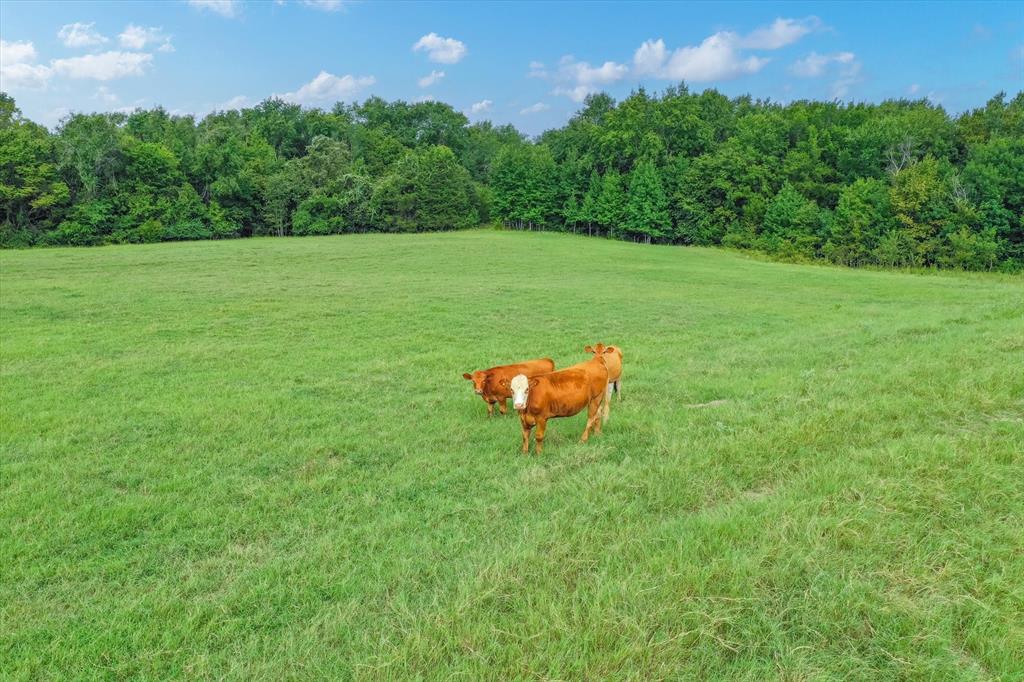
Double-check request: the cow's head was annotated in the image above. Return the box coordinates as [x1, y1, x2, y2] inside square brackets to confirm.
[584, 343, 617, 365]
[462, 371, 488, 395]
[507, 373, 536, 411]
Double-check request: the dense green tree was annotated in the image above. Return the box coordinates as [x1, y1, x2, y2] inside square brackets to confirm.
[2, 87, 1020, 271]
[595, 169, 626, 233]
[371, 145, 477, 232]
[888, 157, 954, 265]
[761, 183, 822, 258]
[491, 144, 558, 229]
[622, 161, 671, 242]
[0, 95, 69, 245]
[826, 178, 896, 265]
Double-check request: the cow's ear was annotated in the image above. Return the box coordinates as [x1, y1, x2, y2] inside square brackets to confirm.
[603, 346, 615, 354]
[499, 378, 509, 388]
[462, 373, 473, 380]
[584, 345, 594, 353]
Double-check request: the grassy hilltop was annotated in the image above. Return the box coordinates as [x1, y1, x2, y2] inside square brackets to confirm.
[1, 230, 1022, 678]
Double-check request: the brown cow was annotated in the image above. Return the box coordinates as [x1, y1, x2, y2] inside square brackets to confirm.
[462, 358, 555, 416]
[506, 348, 615, 455]
[584, 343, 623, 420]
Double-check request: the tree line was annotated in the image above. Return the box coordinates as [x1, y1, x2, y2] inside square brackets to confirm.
[1, 88, 1021, 271]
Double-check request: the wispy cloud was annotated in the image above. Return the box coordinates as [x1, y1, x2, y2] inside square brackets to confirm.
[301, 0, 347, 10]
[417, 70, 445, 88]
[93, 85, 119, 104]
[58, 22, 109, 48]
[278, 70, 375, 104]
[470, 99, 493, 114]
[557, 57, 628, 101]
[520, 102, 549, 115]
[187, 0, 241, 18]
[119, 24, 173, 52]
[740, 17, 822, 49]
[531, 55, 629, 102]
[218, 95, 251, 110]
[790, 51, 855, 78]
[788, 49, 862, 99]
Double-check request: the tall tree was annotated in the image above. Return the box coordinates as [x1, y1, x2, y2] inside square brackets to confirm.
[622, 161, 671, 242]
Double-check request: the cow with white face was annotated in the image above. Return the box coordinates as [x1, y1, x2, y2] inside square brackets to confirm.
[505, 347, 613, 455]
[510, 373, 531, 411]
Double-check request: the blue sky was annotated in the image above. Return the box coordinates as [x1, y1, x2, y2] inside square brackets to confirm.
[1, 0, 1021, 134]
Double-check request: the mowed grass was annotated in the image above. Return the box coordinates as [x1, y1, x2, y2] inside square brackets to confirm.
[1, 230, 1022, 680]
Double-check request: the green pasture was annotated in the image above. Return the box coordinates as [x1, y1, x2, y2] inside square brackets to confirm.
[1, 230, 1021, 679]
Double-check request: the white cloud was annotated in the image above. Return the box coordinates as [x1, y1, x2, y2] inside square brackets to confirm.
[740, 17, 821, 49]
[41, 107, 71, 128]
[1, 39, 37, 64]
[537, 55, 629, 102]
[633, 17, 818, 83]
[469, 99, 492, 114]
[302, 0, 346, 10]
[563, 56, 629, 85]
[1, 40, 50, 88]
[119, 25, 173, 52]
[520, 102, 549, 114]
[218, 95, 251, 110]
[58, 22, 109, 48]
[187, 0, 241, 18]
[551, 85, 593, 102]
[417, 69, 445, 87]
[278, 70, 375, 104]
[412, 32, 467, 64]
[790, 51, 854, 77]
[633, 39, 667, 75]
[2, 39, 159, 89]
[0, 62, 52, 89]
[908, 83, 920, 95]
[633, 34, 768, 81]
[414, 94, 435, 103]
[93, 85, 119, 104]
[51, 51, 153, 80]
[788, 50, 861, 98]
[830, 60, 862, 99]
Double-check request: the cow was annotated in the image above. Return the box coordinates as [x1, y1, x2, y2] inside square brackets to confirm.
[462, 358, 555, 417]
[584, 343, 623, 420]
[506, 347, 615, 455]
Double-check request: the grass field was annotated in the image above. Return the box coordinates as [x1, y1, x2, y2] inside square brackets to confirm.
[2, 230, 1022, 679]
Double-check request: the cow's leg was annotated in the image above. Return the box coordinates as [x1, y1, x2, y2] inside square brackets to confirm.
[616, 380, 622, 400]
[499, 398, 508, 415]
[581, 397, 601, 442]
[603, 383, 612, 422]
[487, 400, 495, 417]
[521, 420, 533, 454]
[535, 418, 547, 455]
